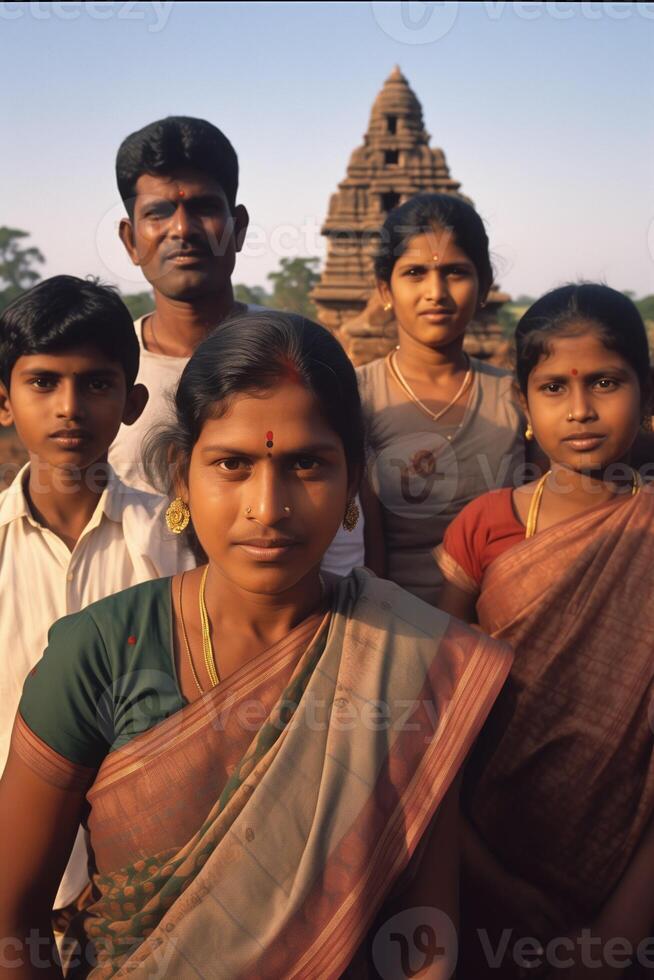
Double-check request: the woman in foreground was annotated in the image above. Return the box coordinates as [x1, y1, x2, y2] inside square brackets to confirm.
[0, 312, 511, 979]
[437, 285, 654, 978]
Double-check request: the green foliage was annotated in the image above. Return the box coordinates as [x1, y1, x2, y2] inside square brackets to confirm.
[635, 295, 654, 321]
[267, 257, 320, 319]
[120, 291, 154, 321]
[496, 304, 518, 338]
[0, 227, 45, 312]
[234, 284, 271, 307]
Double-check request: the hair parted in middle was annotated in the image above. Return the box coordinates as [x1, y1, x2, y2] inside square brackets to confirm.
[374, 192, 494, 298]
[515, 283, 652, 397]
[116, 115, 239, 217]
[143, 310, 366, 495]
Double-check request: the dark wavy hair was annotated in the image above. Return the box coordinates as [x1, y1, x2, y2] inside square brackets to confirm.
[116, 116, 239, 217]
[374, 193, 494, 298]
[0, 275, 139, 388]
[515, 283, 651, 398]
[144, 310, 365, 499]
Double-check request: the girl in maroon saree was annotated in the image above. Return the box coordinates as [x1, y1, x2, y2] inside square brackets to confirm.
[437, 284, 654, 978]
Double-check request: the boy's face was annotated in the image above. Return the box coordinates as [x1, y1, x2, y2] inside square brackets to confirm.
[0, 346, 146, 473]
[119, 167, 249, 302]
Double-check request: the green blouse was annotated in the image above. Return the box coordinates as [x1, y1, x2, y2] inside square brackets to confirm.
[19, 578, 187, 768]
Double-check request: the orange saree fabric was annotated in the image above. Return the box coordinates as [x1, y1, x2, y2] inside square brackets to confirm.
[467, 486, 654, 928]
[48, 569, 512, 979]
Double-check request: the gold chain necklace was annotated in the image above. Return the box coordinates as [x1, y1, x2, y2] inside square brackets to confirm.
[525, 468, 642, 539]
[178, 569, 328, 697]
[178, 568, 219, 696]
[387, 351, 473, 427]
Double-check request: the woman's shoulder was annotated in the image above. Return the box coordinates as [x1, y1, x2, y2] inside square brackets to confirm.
[19, 577, 176, 768]
[343, 566, 456, 636]
[355, 356, 389, 405]
[455, 487, 515, 525]
[66, 575, 169, 631]
[471, 357, 520, 399]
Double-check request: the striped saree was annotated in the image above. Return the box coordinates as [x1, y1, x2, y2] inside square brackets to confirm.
[19, 569, 512, 978]
[462, 486, 654, 963]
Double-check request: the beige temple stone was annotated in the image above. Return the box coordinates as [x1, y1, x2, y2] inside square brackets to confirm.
[311, 67, 509, 366]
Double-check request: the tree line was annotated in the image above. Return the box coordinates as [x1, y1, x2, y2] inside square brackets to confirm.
[2, 227, 652, 330]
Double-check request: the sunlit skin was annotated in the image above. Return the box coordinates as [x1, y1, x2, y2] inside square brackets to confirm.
[0, 347, 147, 548]
[171, 382, 355, 694]
[514, 325, 644, 532]
[118, 168, 249, 357]
[377, 229, 484, 413]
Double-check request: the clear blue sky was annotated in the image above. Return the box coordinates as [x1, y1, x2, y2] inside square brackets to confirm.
[2, 0, 653, 299]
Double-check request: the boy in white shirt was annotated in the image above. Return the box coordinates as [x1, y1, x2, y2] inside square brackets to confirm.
[0, 275, 194, 914]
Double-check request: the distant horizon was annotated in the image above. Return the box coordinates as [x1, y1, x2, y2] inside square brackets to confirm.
[2, 2, 652, 301]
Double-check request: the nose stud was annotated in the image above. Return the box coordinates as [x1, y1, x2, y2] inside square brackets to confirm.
[245, 506, 252, 514]
[283, 506, 291, 514]
[567, 413, 574, 421]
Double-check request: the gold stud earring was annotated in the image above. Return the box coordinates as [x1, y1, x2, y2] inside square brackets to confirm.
[165, 497, 190, 534]
[342, 498, 360, 532]
[525, 423, 534, 441]
[383, 302, 392, 312]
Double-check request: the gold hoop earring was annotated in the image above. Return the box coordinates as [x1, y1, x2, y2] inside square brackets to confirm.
[525, 423, 534, 441]
[165, 497, 190, 534]
[343, 498, 360, 532]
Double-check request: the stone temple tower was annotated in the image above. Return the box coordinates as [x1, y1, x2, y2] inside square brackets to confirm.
[311, 67, 508, 365]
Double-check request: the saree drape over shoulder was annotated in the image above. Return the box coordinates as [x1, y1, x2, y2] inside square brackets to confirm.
[16, 569, 511, 979]
[466, 485, 654, 928]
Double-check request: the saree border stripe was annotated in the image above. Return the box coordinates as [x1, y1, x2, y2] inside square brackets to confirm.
[433, 542, 480, 595]
[13, 712, 96, 791]
[286, 632, 510, 979]
[89, 611, 328, 791]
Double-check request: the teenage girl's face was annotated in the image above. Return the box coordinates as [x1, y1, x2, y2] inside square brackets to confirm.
[525, 324, 643, 474]
[378, 228, 481, 352]
[182, 381, 350, 595]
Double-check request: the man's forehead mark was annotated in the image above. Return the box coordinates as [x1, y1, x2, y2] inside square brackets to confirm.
[266, 430, 274, 449]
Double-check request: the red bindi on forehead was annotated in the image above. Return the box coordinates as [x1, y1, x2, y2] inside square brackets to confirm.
[571, 368, 578, 375]
[178, 189, 185, 198]
[266, 430, 274, 449]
